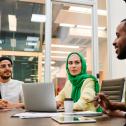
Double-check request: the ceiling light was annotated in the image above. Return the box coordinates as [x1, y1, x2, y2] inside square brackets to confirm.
[97, 9, 107, 16]
[43, 50, 71, 54]
[28, 57, 34, 61]
[51, 44, 79, 49]
[69, 6, 107, 16]
[24, 48, 34, 51]
[42, 61, 55, 64]
[31, 14, 46, 22]
[59, 23, 106, 30]
[51, 50, 71, 54]
[77, 25, 106, 30]
[30, 75, 38, 77]
[27, 36, 39, 41]
[51, 66, 55, 70]
[42, 55, 67, 59]
[69, 6, 90, 13]
[26, 42, 37, 46]
[60, 23, 75, 27]
[24, 78, 32, 81]
[0, 40, 2, 44]
[69, 27, 107, 38]
[51, 55, 66, 59]
[8, 15, 17, 31]
[10, 38, 16, 47]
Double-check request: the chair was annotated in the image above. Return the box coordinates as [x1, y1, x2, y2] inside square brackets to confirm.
[100, 78, 125, 102]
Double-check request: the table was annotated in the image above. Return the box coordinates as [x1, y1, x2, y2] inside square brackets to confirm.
[0, 110, 126, 126]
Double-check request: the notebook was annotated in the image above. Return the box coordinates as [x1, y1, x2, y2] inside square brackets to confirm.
[22, 83, 57, 112]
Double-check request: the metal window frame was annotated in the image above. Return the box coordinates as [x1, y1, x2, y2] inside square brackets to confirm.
[44, 0, 99, 82]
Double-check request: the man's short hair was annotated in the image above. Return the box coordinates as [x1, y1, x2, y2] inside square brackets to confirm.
[123, 0, 126, 3]
[121, 19, 126, 22]
[121, 19, 126, 32]
[0, 56, 13, 65]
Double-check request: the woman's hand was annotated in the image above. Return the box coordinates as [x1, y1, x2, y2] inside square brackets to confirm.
[56, 101, 63, 109]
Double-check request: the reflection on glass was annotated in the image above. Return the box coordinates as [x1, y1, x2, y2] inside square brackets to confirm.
[0, 0, 107, 84]
[52, 2, 92, 94]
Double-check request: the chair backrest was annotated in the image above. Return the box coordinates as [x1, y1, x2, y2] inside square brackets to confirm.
[101, 78, 125, 102]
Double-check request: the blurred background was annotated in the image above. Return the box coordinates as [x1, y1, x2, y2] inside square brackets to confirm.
[0, 0, 107, 94]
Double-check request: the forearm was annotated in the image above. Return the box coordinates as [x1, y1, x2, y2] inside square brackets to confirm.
[6, 102, 25, 109]
[73, 100, 88, 111]
[0, 100, 8, 109]
[73, 94, 95, 111]
[14, 103, 25, 109]
[56, 82, 69, 102]
[56, 91, 65, 102]
[110, 102, 126, 111]
[56, 90, 65, 108]
[106, 110, 126, 117]
[73, 100, 85, 111]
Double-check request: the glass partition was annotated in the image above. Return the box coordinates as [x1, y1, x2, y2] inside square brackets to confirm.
[0, 0, 107, 85]
[0, 1, 45, 82]
[97, 0, 108, 83]
[51, 2, 93, 94]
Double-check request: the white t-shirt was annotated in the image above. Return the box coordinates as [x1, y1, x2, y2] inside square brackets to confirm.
[0, 79, 23, 103]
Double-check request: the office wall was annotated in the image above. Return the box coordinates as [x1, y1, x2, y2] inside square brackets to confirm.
[107, 0, 126, 78]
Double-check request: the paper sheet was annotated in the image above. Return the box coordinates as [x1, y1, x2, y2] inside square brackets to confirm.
[12, 111, 102, 119]
[12, 112, 61, 118]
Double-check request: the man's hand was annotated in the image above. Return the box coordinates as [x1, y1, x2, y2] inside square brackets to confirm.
[5, 102, 25, 109]
[105, 110, 125, 117]
[0, 100, 8, 109]
[0, 100, 24, 110]
[94, 93, 112, 111]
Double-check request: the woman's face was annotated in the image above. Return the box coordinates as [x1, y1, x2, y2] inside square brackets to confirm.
[68, 54, 82, 76]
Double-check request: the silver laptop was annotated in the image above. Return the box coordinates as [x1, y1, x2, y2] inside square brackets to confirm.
[22, 83, 57, 112]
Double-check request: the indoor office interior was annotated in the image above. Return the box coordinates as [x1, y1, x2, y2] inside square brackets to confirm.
[0, 0, 125, 95]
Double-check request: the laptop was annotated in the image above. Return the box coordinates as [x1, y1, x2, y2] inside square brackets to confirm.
[22, 83, 57, 112]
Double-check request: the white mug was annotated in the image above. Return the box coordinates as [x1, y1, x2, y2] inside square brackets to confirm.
[64, 98, 73, 113]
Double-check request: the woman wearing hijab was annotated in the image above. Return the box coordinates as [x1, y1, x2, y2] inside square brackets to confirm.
[56, 52, 101, 111]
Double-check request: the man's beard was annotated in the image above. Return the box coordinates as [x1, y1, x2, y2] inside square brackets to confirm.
[0, 72, 12, 80]
[117, 46, 126, 59]
[0, 75, 11, 80]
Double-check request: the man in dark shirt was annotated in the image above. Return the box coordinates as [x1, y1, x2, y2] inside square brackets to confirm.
[97, 19, 126, 117]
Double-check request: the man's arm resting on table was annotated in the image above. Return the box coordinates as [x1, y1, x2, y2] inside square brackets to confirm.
[110, 102, 126, 111]
[5, 102, 25, 109]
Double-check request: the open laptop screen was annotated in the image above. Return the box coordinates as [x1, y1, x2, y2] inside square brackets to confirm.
[22, 83, 57, 112]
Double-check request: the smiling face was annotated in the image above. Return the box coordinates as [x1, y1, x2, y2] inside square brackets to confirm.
[68, 54, 82, 76]
[0, 60, 12, 82]
[113, 21, 126, 59]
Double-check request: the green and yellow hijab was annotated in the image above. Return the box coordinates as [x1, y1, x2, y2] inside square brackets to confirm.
[66, 52, 101, 112]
